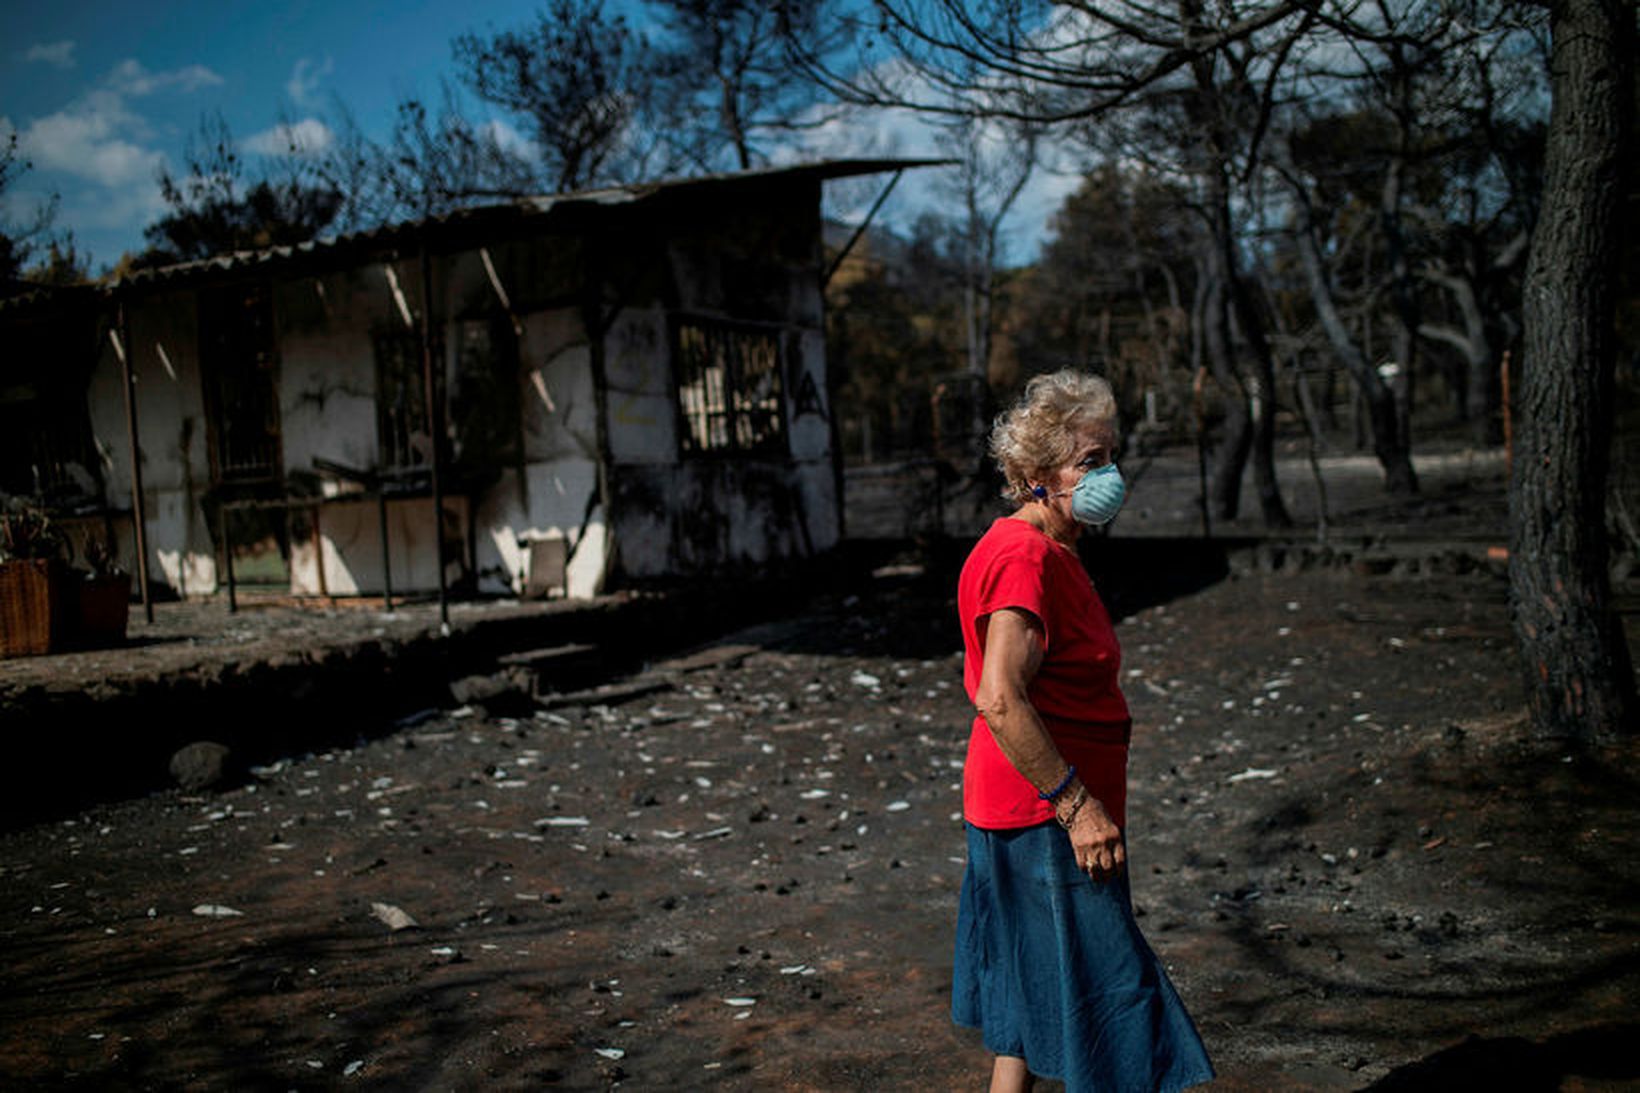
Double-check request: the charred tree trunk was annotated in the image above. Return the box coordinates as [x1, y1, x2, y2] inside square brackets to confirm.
[1180, 7, 1290, 529]
[1201, 249, 1252, 521]
[1199, 173, 1289, 525]
[1287, 175, 1420, 493]
[1228, 269, 1292, 528]
[1419, 267, 1501, 446]
[1509, 0, 1637, 740]
[1379, 59, 1423, 469]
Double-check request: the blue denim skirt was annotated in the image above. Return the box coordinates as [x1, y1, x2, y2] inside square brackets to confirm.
[952, 823, 1215, 1092]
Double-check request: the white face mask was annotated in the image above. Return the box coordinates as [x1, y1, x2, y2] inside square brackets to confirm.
[1069, 463, 1125, 525]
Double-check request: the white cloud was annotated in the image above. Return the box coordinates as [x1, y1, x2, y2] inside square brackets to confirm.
[244, 118, 335, 157]
[480, 118, 537, 161]
[24, 41, 76, 69]
[286, 57, 334, 107]
[4, 55, 232, 262]
[15, 89, 163, 188]
[16, 57, 232, 188]
[107, 58, 223, 97]
[60, 176, 167, 234]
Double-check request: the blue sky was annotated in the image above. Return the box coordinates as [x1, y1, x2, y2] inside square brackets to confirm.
[1, 0, 552, 268]
[1, 2, 1072, 273]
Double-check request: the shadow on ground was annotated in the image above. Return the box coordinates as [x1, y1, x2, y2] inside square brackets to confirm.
[1363, 1023, 1640, 1091]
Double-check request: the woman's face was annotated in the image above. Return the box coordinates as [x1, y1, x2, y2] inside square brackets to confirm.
[1041, 418, 1118, 500]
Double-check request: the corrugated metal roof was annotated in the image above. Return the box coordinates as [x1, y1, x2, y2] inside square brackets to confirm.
[0, 281, 102, 316]
[0, 159, 950, 313]
[114, 158, 952, 290]
[0, 158, 950, 314]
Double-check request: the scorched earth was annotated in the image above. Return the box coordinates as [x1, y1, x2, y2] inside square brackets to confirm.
[1, 560, 1636, 1091]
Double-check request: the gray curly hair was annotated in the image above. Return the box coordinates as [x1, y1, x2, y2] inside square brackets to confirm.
[989, 370, 1119, 503]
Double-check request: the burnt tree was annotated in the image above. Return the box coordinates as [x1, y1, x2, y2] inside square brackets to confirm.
[1508, 0, 1637, 739]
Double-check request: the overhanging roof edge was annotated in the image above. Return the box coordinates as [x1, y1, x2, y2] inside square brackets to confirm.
[97, 158, 956, 293]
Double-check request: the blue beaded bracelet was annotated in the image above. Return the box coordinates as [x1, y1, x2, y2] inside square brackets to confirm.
[1039, 764, 1077, 802]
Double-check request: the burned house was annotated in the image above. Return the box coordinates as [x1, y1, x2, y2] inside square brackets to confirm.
[1, 160, 932, 604]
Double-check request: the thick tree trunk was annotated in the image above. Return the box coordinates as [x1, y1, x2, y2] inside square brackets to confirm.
[1509, 0, 1637, 740]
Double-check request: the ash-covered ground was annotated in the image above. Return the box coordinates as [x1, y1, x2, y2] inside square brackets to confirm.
[2, 556, 1637, 1091]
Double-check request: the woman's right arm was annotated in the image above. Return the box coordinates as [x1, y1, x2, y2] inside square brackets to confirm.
[974, 607, 1125, 881]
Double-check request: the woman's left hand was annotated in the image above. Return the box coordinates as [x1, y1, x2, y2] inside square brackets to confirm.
[1065, 794, 1125, 882]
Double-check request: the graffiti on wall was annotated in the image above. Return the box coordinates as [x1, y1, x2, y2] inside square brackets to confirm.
[786, 334, 826, 422]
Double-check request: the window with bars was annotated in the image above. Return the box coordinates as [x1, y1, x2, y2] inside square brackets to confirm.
[199, 282, 282, 484]
[673, 318, 786, 456]
[373, 329, 429, 471]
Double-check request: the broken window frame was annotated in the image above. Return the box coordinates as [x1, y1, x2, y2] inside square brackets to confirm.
[0, 299, 108, 509]
[0, 376, 103, 507]
[671, 315, 789, 458]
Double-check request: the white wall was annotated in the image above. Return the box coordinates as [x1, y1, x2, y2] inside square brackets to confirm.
[97, 288, 221, 596]
[603, 307, 677, 464]
[287, 495, 469, 595]
[599, 184, 840, 582]
[278, 272, 383, 481]
[471, 304, 607, 598]
[64, 177, 840, 601]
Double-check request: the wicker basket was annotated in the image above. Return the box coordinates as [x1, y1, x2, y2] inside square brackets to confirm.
[0, 559, 73, 658]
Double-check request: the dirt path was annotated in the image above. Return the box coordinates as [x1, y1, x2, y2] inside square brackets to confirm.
[1, 564, 1636, 1090]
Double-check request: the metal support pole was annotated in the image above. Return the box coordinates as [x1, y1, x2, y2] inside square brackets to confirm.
[377, 487, 394, 614]
[114, 294, 155, 623]
[823, 170, 905, 289]
[1193, 366, 1213, 541]
[218, 501, 237, 613]
[419, 241, 450, 634]
[311, 502, 329, 599]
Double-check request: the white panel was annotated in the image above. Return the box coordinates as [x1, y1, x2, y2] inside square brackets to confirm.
[280, 329, 380, 476]
[604, 308, 678, 463]
[787, 328, 831, 461]
[520, 308, 598, 462]
[145, 487, 217, 596]
[565, 514, 608, 599]
[289, 495, 468, 596]
[472, 459, 604, 597]
[795, 460, 841, 553]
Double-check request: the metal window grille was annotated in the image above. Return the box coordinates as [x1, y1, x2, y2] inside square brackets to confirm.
[201, 283, 282, 484]
[374, 330, 428, 470]
[675, 319, 785, 455]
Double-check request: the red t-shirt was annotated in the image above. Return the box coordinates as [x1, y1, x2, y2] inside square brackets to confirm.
[958, 517, 1131, 829]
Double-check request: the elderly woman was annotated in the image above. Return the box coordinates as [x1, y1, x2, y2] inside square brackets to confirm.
[952, 370, 1214, 1092]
